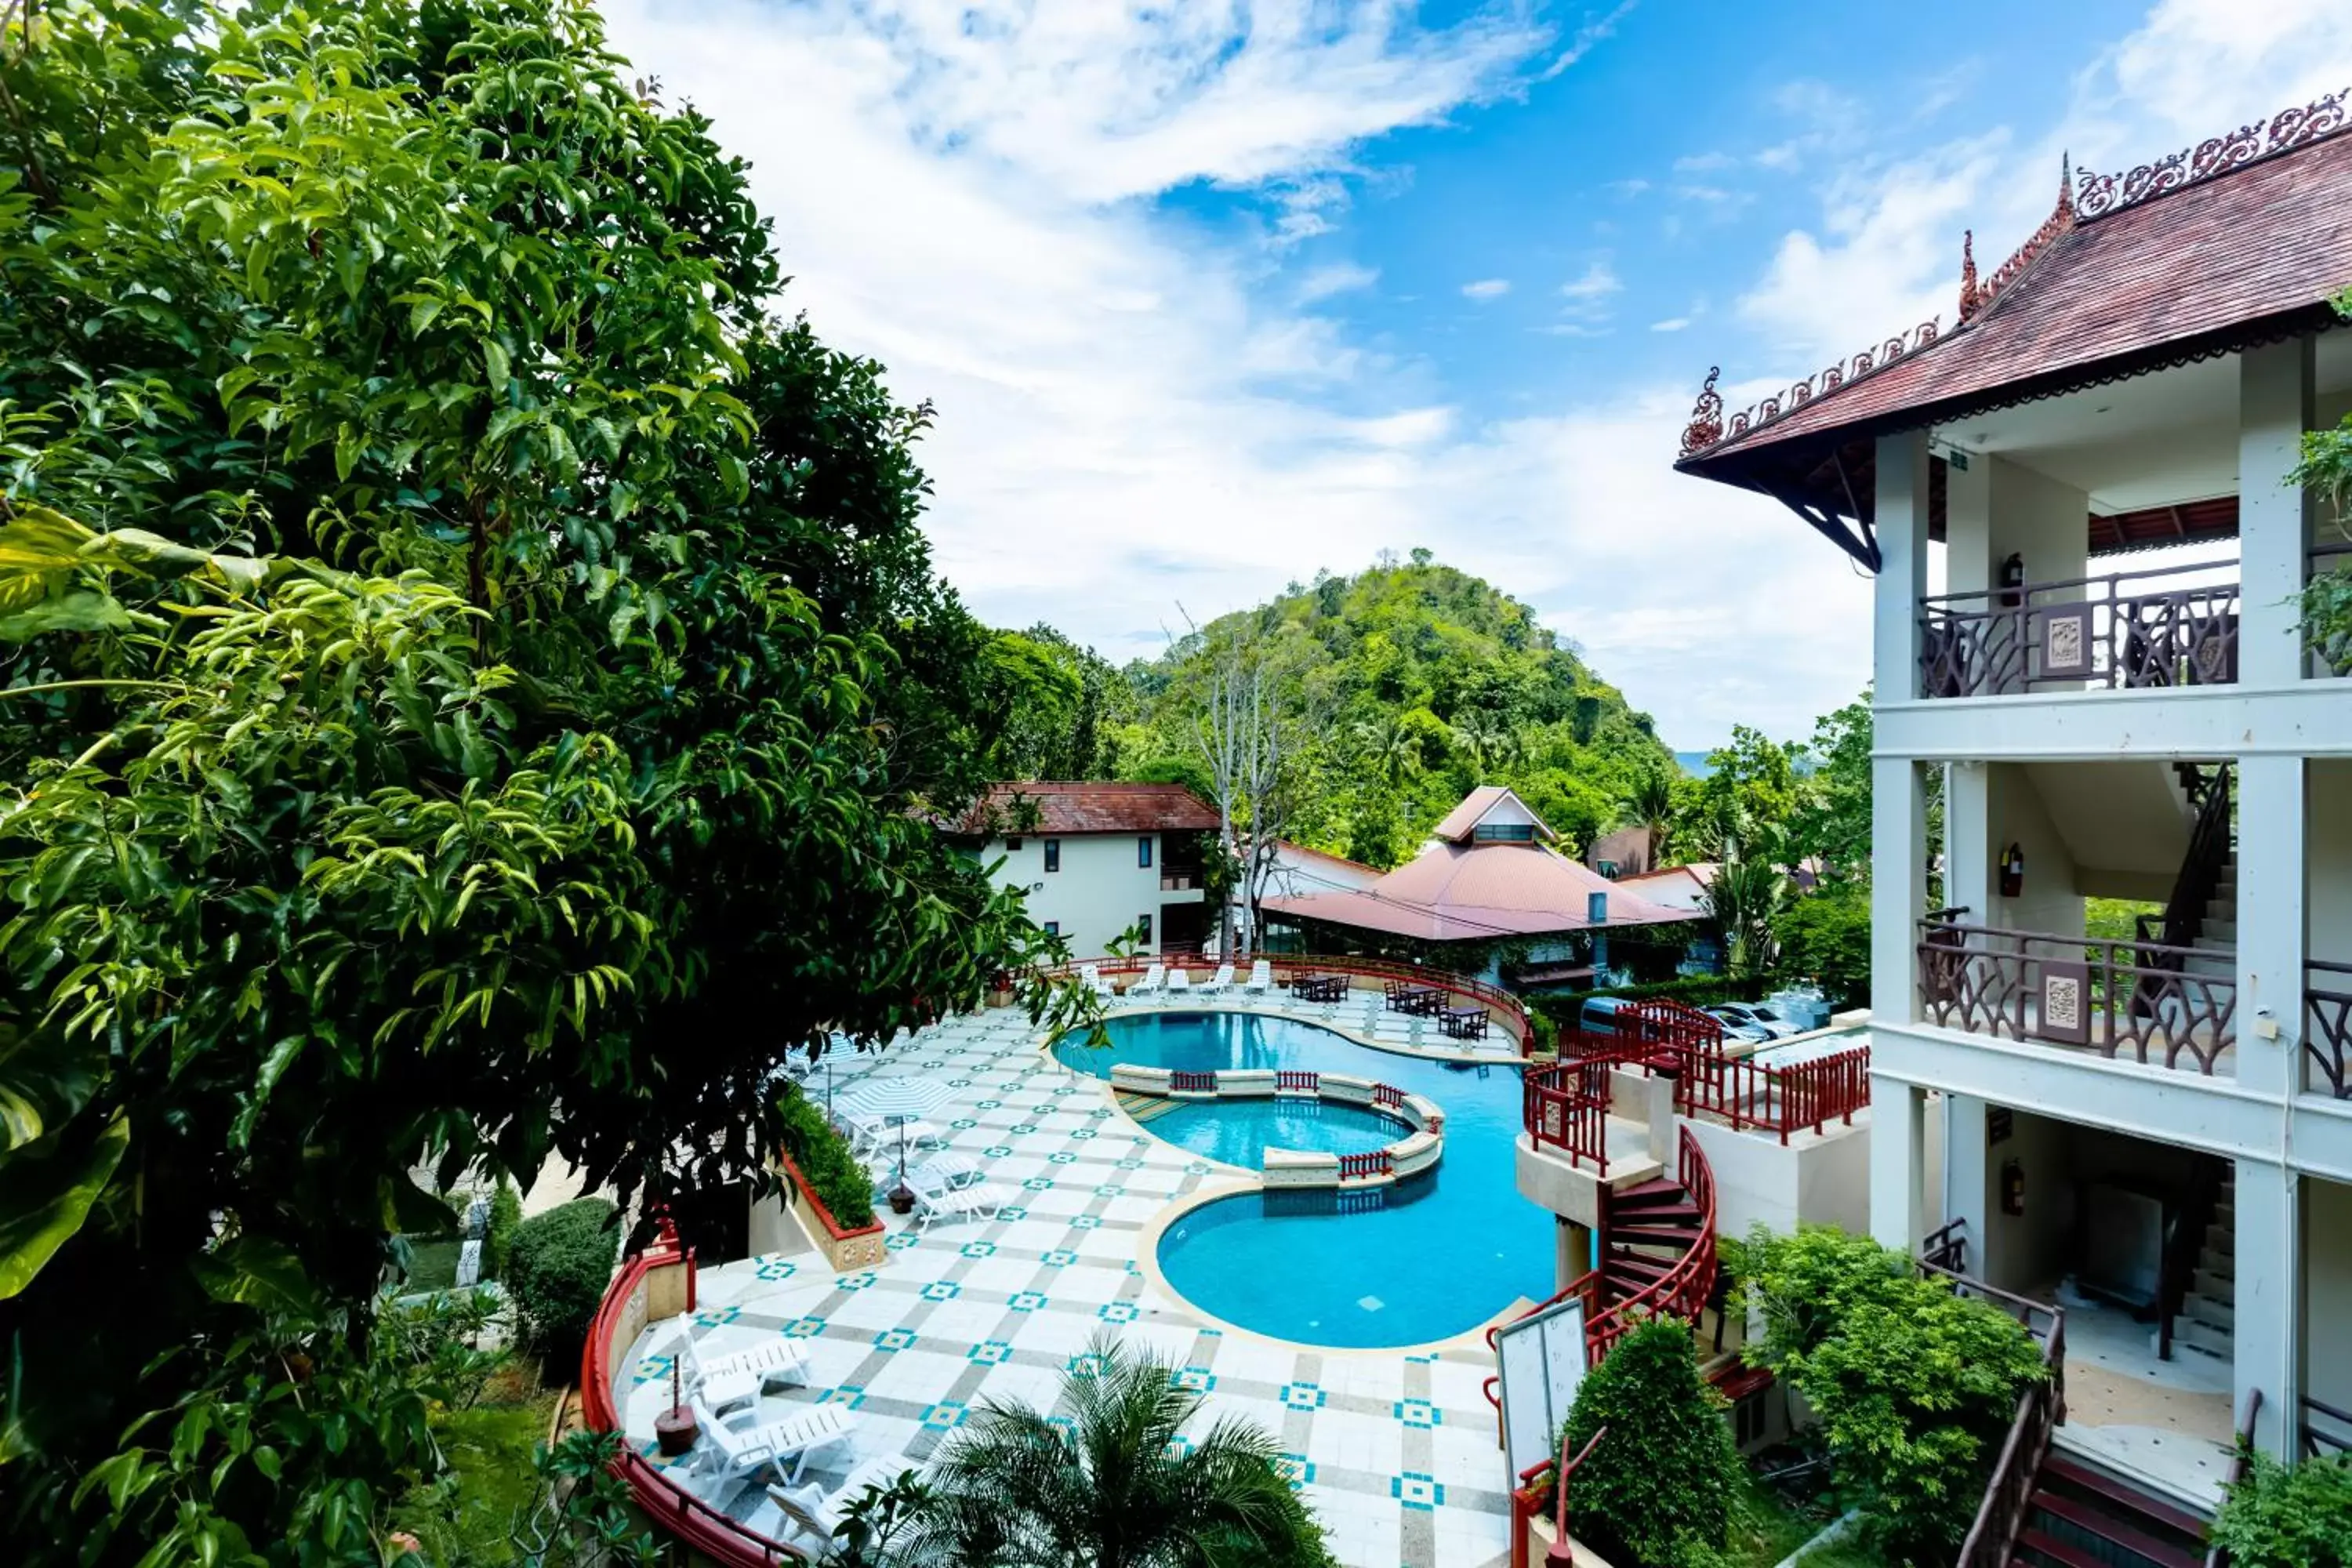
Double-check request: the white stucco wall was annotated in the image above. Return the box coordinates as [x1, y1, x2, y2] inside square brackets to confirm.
[2310, 760, 2352, 969]
[2306, 1176, 2352, 1420]
[1987, 763, 2086, 939]
[980, 833, 1200, 956]
[1682, 1116, 1873, 1246]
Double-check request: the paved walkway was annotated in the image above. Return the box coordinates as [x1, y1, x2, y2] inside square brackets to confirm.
[612, 1005, 1519, 1567]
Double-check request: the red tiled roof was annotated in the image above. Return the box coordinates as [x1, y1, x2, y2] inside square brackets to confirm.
[1429, 786, 1555, 844]
[1678, 121, 2352, 486]
[1264, 841, 1689, 943]
[949, 782, 1219, 836]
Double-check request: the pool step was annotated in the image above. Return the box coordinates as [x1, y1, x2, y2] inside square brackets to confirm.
[1113, 1090, 1184, 1124]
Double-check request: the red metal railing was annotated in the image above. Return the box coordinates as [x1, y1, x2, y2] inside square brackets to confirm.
[1586, 1127, 1717, 1362]
[1338, 1149, 1392, 1181]
[1676, 1044, 1873, 1142]
[1922, 1229, 2066, 1568]
[1373, 1083, 1405, 1110]
[1042, 952, 1531, 1052]
[580, 1254, 808, 1566]
[1168, 1069, 1218, 1092]
[1523, 1062, 1610, 1174]
[1509, 1424, 1609, 1568]
[1276, 1069, 1320, 1093]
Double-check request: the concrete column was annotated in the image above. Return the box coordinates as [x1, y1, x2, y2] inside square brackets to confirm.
[1558, 1218, 1594, 1290]
[2238, 338, 2315, 688]
[1875, 429, 1931, 700]
[2234, 1159, 2303, 1460]
[1945, 761, 1993, 931]
[2238, 757, 2307, 1098]
[1870, 1077, 1926, 1252]
[1944, 1093, 1991, 1265]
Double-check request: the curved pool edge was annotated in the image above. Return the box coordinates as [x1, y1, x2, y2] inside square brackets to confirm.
[1034, 996, 1530, 1073]
[1133, 1178, 1527, 1361]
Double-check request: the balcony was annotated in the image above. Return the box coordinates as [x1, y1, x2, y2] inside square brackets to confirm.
[1918, 559, 2239, 699]
[2309, 960, 2352, 1099]
[1916, 914, 2235, 1076]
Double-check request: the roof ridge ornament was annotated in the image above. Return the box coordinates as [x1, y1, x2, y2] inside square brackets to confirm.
[1962, 156, 2077, 323]
[1675, 318, 1940, 459]
[2076, 87, 2348, 217]
[1958, 230, 1980, 321]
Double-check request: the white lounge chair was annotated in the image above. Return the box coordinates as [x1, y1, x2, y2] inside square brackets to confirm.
[1199, 964, 1234, 996]
[765, 1453, 922, 1554]
[1244, 960, 1273, 994]
[866, 1149, 982, 1192]
[670, 1316, 809, 1413]
[1080, 964, 1113, 1001]
[1167, 968, 1192, 996]
[843, 1112, 944, 1156]
[694, 1396, 860, 1490]
[909, 1172, 1014, 1232]
[1128, 964, 1166, 997]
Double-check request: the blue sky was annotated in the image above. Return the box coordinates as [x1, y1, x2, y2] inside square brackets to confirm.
[603, 0, 2352, 750]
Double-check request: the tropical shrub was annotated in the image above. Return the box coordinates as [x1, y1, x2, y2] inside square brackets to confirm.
[503, 1200, 619, 1378]
[910, 1334, 1336, 1568]
[1728, 1225, 2047, 1562]
[485, 1181, 526, 1281]
[778, 1083, 877, 1229]
[2211, 1448, 2352, 1568]
[1559, 1316, 1740, 1568]
[2291, 289, 2352, 671]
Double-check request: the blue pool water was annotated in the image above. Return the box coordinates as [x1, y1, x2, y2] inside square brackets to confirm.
[1053, 1011, 1554, 1348]
[1145, 1098, 1403, 1170]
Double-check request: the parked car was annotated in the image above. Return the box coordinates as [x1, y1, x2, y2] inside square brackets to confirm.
[1577, 996, 1635, 1037]
[1710, 1001, 1804, 1040]
[1700, 1006, 1776, 1044]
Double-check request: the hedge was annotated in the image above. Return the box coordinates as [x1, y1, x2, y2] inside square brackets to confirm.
[504, 1198, 619, 1375]
[484, 1180, 524, 1279]
[776, 1083, 876, 1229]
[1562, 1316, 1740, 1568]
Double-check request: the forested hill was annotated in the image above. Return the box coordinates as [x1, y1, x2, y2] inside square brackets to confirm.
[1121, 557, 1678, 867]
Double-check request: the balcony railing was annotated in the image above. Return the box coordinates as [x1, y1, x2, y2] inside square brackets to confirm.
[1523, 1059, 1610, 1174]
[2307, 960, 2352, 1099]
[1918, 559, 2239, 699]
[1158, 869, 1203, 891]
[1917, 913, 2235, 1074]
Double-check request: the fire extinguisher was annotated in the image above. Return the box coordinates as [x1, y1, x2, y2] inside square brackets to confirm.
[1998, 553, 2025, 610]
[1998, 843, 2024, 898]
[2002, 1159, 2025, 1216]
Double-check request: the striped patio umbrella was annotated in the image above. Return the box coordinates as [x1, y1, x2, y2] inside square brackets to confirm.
[832, 1077, 956, 1191]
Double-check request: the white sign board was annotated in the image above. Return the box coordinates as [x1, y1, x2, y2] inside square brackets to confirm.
[1494, 1294, 1588, 1493]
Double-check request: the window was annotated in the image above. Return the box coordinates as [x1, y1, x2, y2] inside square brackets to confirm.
[1136, 913, 1153, 947]
[1138, 836, 1154, 869]
[1006, 836, 1023, 851]
[1472, 822, 1537, 843]
[1044, 920, 1060, 937]
[1044, 839, 1061, 873]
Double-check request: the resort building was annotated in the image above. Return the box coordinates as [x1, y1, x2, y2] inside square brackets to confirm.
[1675, 95, 2352, 1510]
[1261, 786, 1690, 987]
[946, 782, 1218, 956]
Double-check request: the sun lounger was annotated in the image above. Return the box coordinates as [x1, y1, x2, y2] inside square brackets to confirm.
[1128, 964, 1166, 996]
[670, 1316, 810, 1413]
[1245, 960, 1273, 994]
[909, 1173, 1014, 1232]
[1167, 968, 1192, 996]
[1199, 963, 1234, 996]
[766, 1453, 922, 1553]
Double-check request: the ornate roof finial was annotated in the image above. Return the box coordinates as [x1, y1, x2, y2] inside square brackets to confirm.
[2058, 151, 2074, 217]
[1958, 230, 1981, 322]
[1679, 366, 1724, 457]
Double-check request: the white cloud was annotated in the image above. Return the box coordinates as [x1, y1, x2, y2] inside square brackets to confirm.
[1461, 278, 1512, 300]
[1650, 317, 1692, 332]
[1559, 261, 1623, 302]
[1297, 262, 1379, 303]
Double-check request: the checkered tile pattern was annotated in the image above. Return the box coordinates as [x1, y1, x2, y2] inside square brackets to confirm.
[614, 1007, 1518, 1566]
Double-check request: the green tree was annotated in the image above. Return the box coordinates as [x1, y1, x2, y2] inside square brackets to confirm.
[1727, 1225, 2048, 1561]
[1559, 1316, 1741, 1568]
[1703, 841, 1790, 978]
[1773, 884, 1871, 1008]
[2210, 1447, 2352, 1568]
[910, 1335, 1335, 1568]
[0, 3, 1076, 1559]
[1788, 690, 1872, 880]
[1618, 767, 1680, 865]
[1697, 725, 1803, 847]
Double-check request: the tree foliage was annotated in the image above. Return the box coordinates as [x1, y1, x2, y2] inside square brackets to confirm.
[0, 2, 1076, 1558]
[502, 1199, 619, 1375]
[909, 1334, 1335, 1568]
[1773, 883, 1871, 1008]
[1726, 1225, 2048, 1563]
[1560, 1315, 1741, 1568]
[2211, 1448, 2352, 1568]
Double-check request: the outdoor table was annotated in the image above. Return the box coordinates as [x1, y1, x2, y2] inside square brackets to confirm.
[1439, 1007, 1490, 1040]
[1294, 974, 1348, 1004]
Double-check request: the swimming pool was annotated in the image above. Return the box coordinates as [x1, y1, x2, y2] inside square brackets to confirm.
[1138, 1096, 1403, 1170]
[1053, 1011, 1554, 1348]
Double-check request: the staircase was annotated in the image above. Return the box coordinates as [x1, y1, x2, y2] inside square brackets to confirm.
[1599, 1171, 1709, 1315]
[2132, 767, 2234, 1039]
[2165, 1167, 2235, 1364]
[2179, 853, 2237, 990]
[2013, 1452, 2209, 1568]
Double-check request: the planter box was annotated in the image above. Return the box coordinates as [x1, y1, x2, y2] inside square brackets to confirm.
[776, 1149, 887, 1272]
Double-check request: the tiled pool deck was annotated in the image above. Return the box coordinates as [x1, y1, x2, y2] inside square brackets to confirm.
[611, 1003, 1525, 1568]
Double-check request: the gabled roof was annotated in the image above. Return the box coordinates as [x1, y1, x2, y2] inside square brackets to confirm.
[1673, 93, 2352, 564]
[1429, 786, 1555, 844]
[947, 782, 1219, 837]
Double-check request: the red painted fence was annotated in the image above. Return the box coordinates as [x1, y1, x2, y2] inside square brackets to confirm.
[1338, 1149, 1393, 1180]
[1168, 1069, 1218, 1092]
[1521, 1061, 1610, 1174]
[1044, 952, 1531, 1052]
[1676, 1044, 1872, 1142]
[1276, 1069, 1320, 1092]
